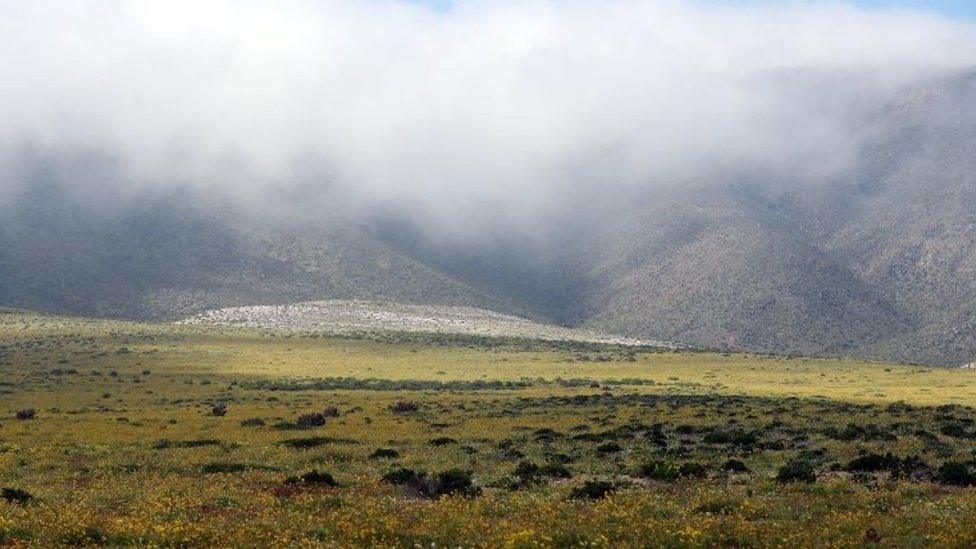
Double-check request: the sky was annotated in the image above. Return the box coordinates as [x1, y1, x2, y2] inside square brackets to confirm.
[410, 0, 976, 19]
[2, 0, 976, 235]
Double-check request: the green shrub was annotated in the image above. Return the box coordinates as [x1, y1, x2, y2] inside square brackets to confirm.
[570, 480, 615, 500]
[776, 460, 817, 484]
[1, 487, 33, 504]
[936, 462, 976, 486]
[200, 462, 248, 474]
[430, 469, 481, 498]
[595, 442, 622, 454]
[287, 470, 337, 487]
[296, 413, 326, 428]
[721, 459, 751, 473]
[369, 448, 400, 459]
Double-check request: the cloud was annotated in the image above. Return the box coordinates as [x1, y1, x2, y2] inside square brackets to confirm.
[2, 0, 975, 234]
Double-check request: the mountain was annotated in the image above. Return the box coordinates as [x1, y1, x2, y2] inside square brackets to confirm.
[1, 71, 975, 364]
[0, 180, 520, 320]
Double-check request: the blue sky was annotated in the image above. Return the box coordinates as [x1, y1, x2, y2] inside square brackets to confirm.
[409, 1, 976, 19]
[853, 0, 976, 18]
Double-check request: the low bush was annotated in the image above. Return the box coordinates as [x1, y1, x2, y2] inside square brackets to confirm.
[321, 406, 340, 418]
[200, 462, 248, 474]
[721, 459, 751, 473]
[296, 413, 327, 428]
[1, 487, 33, 504]
[286, 470, 338, 487]
[596, 442, 622, 454]
[936, 461, 976, 486]
[570, 480, 615, 500]
[369, 448, 400, 459]
[430, 469, 480, 498]
[390, 400, 420, 414]
[776, 460, 817, 484]
[428, 437, 458, 447]
[15, 409, 35, 420]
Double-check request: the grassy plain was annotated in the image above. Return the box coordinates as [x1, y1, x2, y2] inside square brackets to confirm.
[4, 309, 976, 546]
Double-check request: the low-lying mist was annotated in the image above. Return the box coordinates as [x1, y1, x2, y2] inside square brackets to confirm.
[2, 0, 975, 240]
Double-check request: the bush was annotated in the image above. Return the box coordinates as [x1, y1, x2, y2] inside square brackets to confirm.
[321, 406, 340, 417]
[570, 480, 616, 500]
[638, 460, 707, 480]
[677, 462, 709, 478]
[15, 409, 35, 420]
[1, 487, 33, 504]
[369, 448, 400, 459]
[210, 404, 227, 417]
[703, 429, 757, 446]
[513, 461, 541, 483]
[428, 437, 458, 447]
[721, 459, 751, 473]
[390, 400, 420, 414]
[382, 468, 425, 487]
[296, 413, 327, 428]
[776, 460, 817, 484]
[845, 453, 897, 473]
[539, 463, 572, 479]
[240, 417, 266, 427]
[280, 437, 330, 449]
[200, 462, 248, 474]
[430, 469, 481, 498]
[381, 468, 480, 498]
[288, 470, 337, 487]
[936, 461, 976, 486]
[596, 442, 622, 454]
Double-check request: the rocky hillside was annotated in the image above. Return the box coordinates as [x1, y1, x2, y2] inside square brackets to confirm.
[180, 299, 672, 347]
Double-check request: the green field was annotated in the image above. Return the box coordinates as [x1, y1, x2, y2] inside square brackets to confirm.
[3, 309, 976, 546]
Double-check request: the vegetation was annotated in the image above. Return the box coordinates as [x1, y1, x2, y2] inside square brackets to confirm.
[5, 310, 976, 545]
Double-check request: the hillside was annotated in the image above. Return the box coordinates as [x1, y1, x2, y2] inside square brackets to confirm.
[179, 299, 670, 347]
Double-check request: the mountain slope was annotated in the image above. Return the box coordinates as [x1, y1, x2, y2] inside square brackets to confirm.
[0, 181, 520, 320]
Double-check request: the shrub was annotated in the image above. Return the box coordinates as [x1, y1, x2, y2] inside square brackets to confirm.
[539, 463, 572, 479]
[428, 437, 458, 447]
[369, 448, 400, 459]
[721, 459, 751, 473]
[296, 413, 327, 428]
[936, 461, 976, 486]
[200, 462, 248, 474]
[637, 460, 679, 481]
[321, 406, 340, 418]
[15, 409, 35, 420]
[513, 461, 541, 483]
[390, 400, 419, 414]
[210, 404, 227, 417]
[381, 468, 480, 498]
[776, 460, 817, 484]
[1, 487, 33, 504]
[703, 429, 757, 446]
[596, 442, 622, 454]
[295, 470, 337, 486]
[891, 455, 932, 480]
[570, 480, 616, 500]
[240, 417, 266, 427]
[845, 453, 897, 473]
[695, 498, 739, 515]
[677, 462, 709, 478]
[382, 468, 425, 487]
[280, 437, 329, 449]
[430, 469, 480, 498]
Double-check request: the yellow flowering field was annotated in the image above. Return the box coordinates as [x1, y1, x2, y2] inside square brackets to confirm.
[4, 310, 976, 546]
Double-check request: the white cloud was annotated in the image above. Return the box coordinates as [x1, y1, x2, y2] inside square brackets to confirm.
[2, 0, 974, 232]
